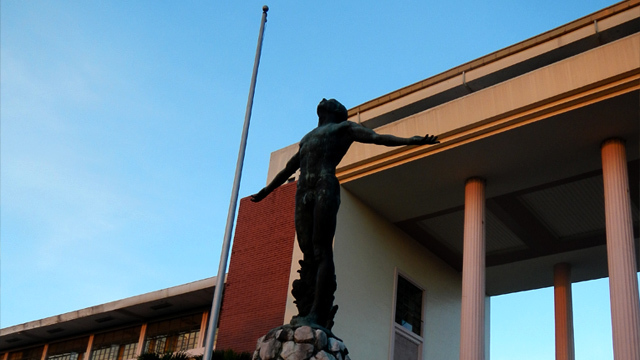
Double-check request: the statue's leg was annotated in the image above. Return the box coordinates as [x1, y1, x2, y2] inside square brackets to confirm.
[295, 194, 315, 257]
[293, 192, 316, 317]
[308, 189, 340, 328]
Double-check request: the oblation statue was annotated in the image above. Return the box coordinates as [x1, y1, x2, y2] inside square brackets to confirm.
[251, 98, 439, 331]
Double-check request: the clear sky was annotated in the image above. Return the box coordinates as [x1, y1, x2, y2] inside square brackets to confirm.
[0, 1, 633, 359]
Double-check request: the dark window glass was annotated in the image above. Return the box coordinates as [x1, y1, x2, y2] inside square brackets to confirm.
[48, 337, 89, 360]
[9, 347, 44, 360]
[144, 313, 202, 353]
[90, 326, 140, 360]
[394, 275, 423, 337]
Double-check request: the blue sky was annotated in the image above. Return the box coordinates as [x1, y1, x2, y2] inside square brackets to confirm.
[0, 1, 632, 359]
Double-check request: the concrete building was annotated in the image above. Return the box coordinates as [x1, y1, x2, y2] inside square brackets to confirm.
[2, 1, 639, 359]
[0, 279, 216, 360]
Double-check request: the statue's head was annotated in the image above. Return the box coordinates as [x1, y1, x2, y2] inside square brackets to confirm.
[317, 98, 348, 124]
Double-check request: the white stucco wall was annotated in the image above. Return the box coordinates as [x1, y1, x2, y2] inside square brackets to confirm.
[331, 188, 462, 359]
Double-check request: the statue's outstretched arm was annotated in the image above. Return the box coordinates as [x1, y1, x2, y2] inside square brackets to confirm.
[251, 152, 300, 202]
[348, 122, 439, 147]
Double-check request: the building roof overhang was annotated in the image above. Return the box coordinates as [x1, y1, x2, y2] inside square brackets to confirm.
[347, 0, 640, 130]
[0, 277, 217, 352]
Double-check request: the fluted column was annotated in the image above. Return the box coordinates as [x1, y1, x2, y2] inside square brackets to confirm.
[601, 138, 640, 360]
[460, 177, 486, 360]
[554, 263, 575, 360]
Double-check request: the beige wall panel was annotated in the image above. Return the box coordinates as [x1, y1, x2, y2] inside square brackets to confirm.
[464, 26, 594, 83]
[598, 6, 640, 33]
[266, 143, 299, 184]
[337, 33, 640, 170]
[331, 189, 462, 359]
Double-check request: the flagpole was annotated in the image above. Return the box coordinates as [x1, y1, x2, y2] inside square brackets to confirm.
[202, 6, 269, 360]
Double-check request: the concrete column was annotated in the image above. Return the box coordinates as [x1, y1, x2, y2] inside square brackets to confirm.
[554, 263, 575, 360]
[84, 334, 94, 360]
[601, 138, 640, 360]
[40, 344, 49, 360]
[198, 311, 210, 348]
[460, 178, 486, 360]
[135, 323, 148, 357]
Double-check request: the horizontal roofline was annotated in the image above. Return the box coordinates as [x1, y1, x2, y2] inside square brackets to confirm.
[348, 0, 639, 118]
[1, 276, 217, 337]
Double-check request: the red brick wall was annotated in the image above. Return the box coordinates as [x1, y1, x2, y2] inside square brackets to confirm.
[215, 181, 297, 353]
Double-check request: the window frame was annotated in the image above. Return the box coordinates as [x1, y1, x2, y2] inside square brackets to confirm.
[389, 269, 425, 360]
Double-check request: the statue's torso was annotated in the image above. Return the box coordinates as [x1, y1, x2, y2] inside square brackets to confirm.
[297, 122, 353, 192]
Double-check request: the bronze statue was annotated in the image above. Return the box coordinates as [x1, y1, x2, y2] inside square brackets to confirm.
[251, 98, 439, 331]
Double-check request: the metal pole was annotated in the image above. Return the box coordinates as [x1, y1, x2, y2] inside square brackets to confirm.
[202, 6, 268, 360]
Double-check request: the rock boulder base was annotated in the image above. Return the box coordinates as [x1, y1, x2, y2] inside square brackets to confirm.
[253, 325, 350, 360]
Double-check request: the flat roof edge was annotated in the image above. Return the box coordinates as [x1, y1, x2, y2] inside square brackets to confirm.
[0, 276, 218, 336]
[348, 0, 639, 117]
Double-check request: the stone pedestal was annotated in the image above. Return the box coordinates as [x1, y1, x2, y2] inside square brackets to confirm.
[253, 325, 350, 360]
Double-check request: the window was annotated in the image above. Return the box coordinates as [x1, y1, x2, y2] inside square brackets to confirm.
[118, 344, 137, 360]
[143, 313, 203, 353]
[90, 326, 140, 360]
[392, 273, 424, 360]
[47, 353, 80, 360]
[47, 338, 90, 360]
[144, 330, 199, 353]
[90, 346, 118, 360]
[9, 347, 44, 360]
[90, 343, 137, 360]
[395, 275, 423, 336]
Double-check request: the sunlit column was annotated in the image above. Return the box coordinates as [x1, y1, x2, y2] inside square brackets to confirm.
[198, 311, 210, 348]
[554, 263, 575, 360]
[40, 344, 49, 360]
[460, 177, 486, 360]
[84, 334, 94, 360]
[135, 323, 148, 357]
[601, 138, 640, 360]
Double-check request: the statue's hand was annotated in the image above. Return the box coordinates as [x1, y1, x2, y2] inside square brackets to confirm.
[251, 188, 269, 202]
[411, 134, 439, 145]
